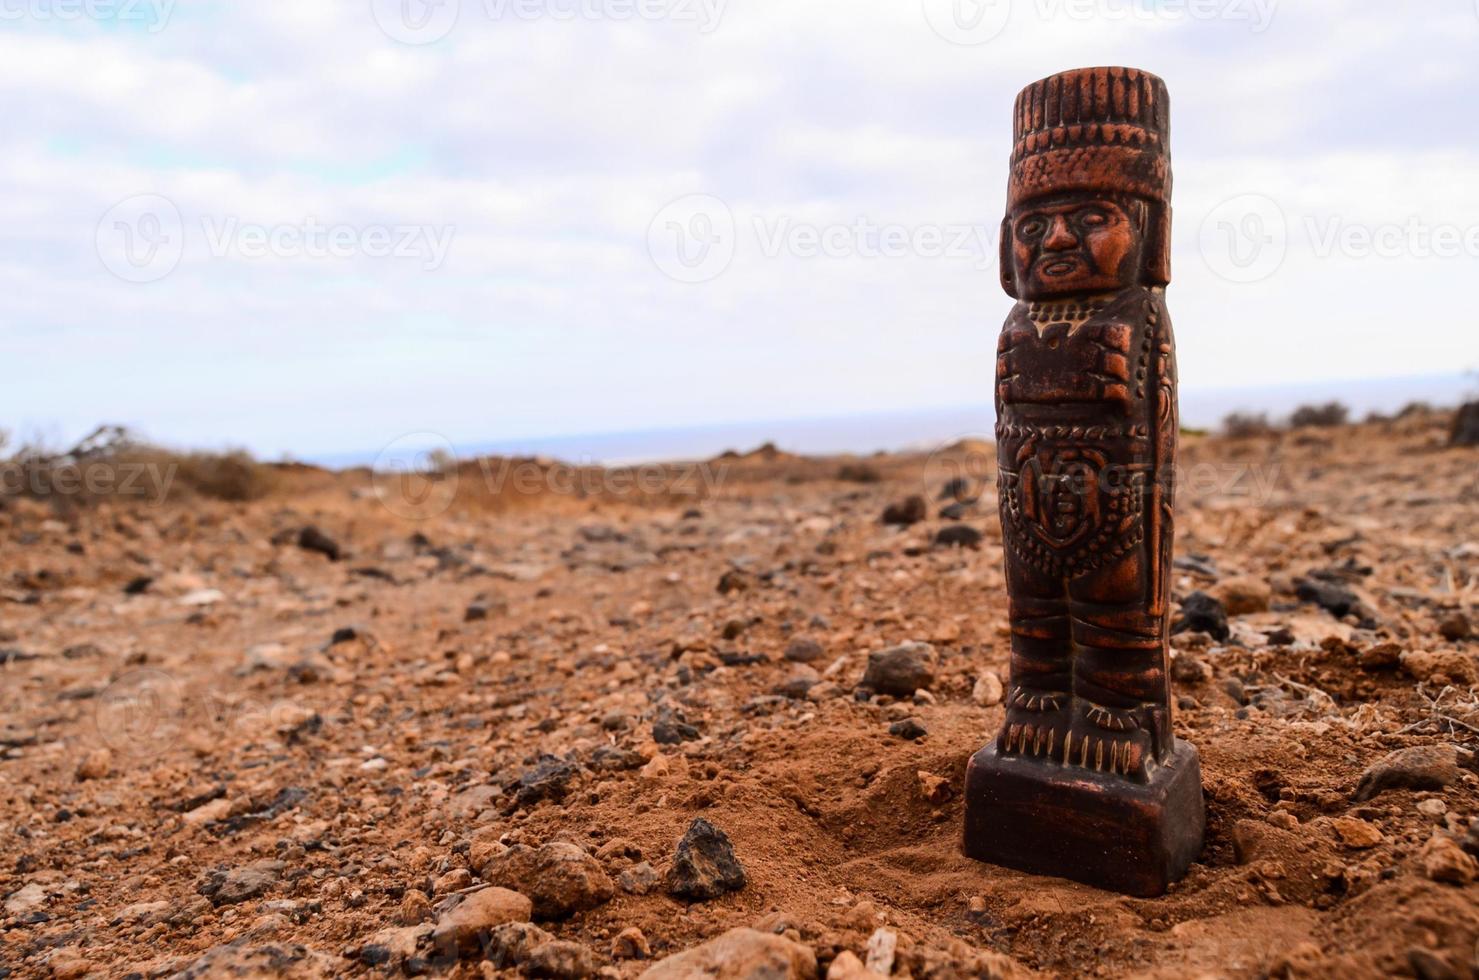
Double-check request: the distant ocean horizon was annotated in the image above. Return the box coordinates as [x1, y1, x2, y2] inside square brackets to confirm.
[312, 372, 1474, 469]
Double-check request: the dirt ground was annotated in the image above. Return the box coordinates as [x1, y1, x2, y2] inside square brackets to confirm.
[2, 410, 1477, 979]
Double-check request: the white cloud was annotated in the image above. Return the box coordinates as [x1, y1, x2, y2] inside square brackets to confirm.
[1, 2, 1476, 457]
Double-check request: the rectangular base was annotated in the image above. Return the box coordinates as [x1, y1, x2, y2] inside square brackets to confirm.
[962, 739, 1205, 897]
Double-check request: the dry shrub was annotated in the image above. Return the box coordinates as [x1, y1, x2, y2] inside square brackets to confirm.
[1289, 402, 1349, 428]
[1222, 411, 1275, 438]
[1, 425, 277, 505]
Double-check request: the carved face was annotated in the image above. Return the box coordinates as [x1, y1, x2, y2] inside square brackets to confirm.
[1008, 197, 1143, 300]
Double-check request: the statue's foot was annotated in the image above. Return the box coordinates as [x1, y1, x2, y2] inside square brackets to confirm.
[997, 699, 1072, 761]
[1065, 705, 1156, 780]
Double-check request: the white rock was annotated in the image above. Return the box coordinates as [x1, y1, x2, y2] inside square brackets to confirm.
[864, 928, 897, 975]
[972, 672, 1004, 707]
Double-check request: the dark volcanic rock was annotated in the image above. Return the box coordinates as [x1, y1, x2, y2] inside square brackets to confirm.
[938, 476, 974, 501]
[1172, 591, 1230, 641]
[881, 496, 927, 527]
[511, 755, 579, 808]
[666, 818, 746, 901]
[1296, 578, 1359, 618]
[717, 569, 750, 595]
[933, 525, 983, 549]
[888, 717, 928, 740]
[651, 707, 701, 745]
[859, 642, 936, 697]
[938, 499, 980, 521]
[123, 575, 154, 595]
[296, 526, 341, 561]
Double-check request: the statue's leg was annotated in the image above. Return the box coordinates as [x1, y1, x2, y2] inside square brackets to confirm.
[1065, 556, 1168, 781]
[998, 558, 1072, 760]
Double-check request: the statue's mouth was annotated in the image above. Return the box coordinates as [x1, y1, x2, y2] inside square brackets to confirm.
[1040, 257, 1083, 277]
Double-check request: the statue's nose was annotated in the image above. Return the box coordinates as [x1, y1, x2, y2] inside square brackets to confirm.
[1043, 215, 1077, 251]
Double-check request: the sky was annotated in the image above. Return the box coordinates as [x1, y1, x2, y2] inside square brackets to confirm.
[3, 0, 1477, 461]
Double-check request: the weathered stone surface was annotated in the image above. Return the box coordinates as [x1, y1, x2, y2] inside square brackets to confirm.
[1421, 834, 1478, 885]
[429, 886, 533, 955]
[612, 927, 651, 960]
[486, 921, 557, 964]
[784, 636, 825, 663]
[1214, 576, 1272, 616]
[1355, 744, 1468, 801]
[525, 939, 598, 979]
[666, 819, 746, 901]
[972, 671, 1003, 707]
[1400, 649, 1478, 685]
[639, 927, 817, 980]
[618, 861, 660, 895]
[483, 842, 614, 919]
[196, 860, 285, 906]
[859, 642, 936, 696]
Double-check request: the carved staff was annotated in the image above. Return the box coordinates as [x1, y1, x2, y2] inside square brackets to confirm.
[963, 66, 1204, 897]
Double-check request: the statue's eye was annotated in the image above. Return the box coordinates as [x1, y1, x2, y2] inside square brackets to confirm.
[1019, 218, 1047, 238]
[1079, 210, 1108, 227]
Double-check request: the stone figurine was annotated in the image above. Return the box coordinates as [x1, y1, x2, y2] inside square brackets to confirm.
[963, 67, 1205, 896]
